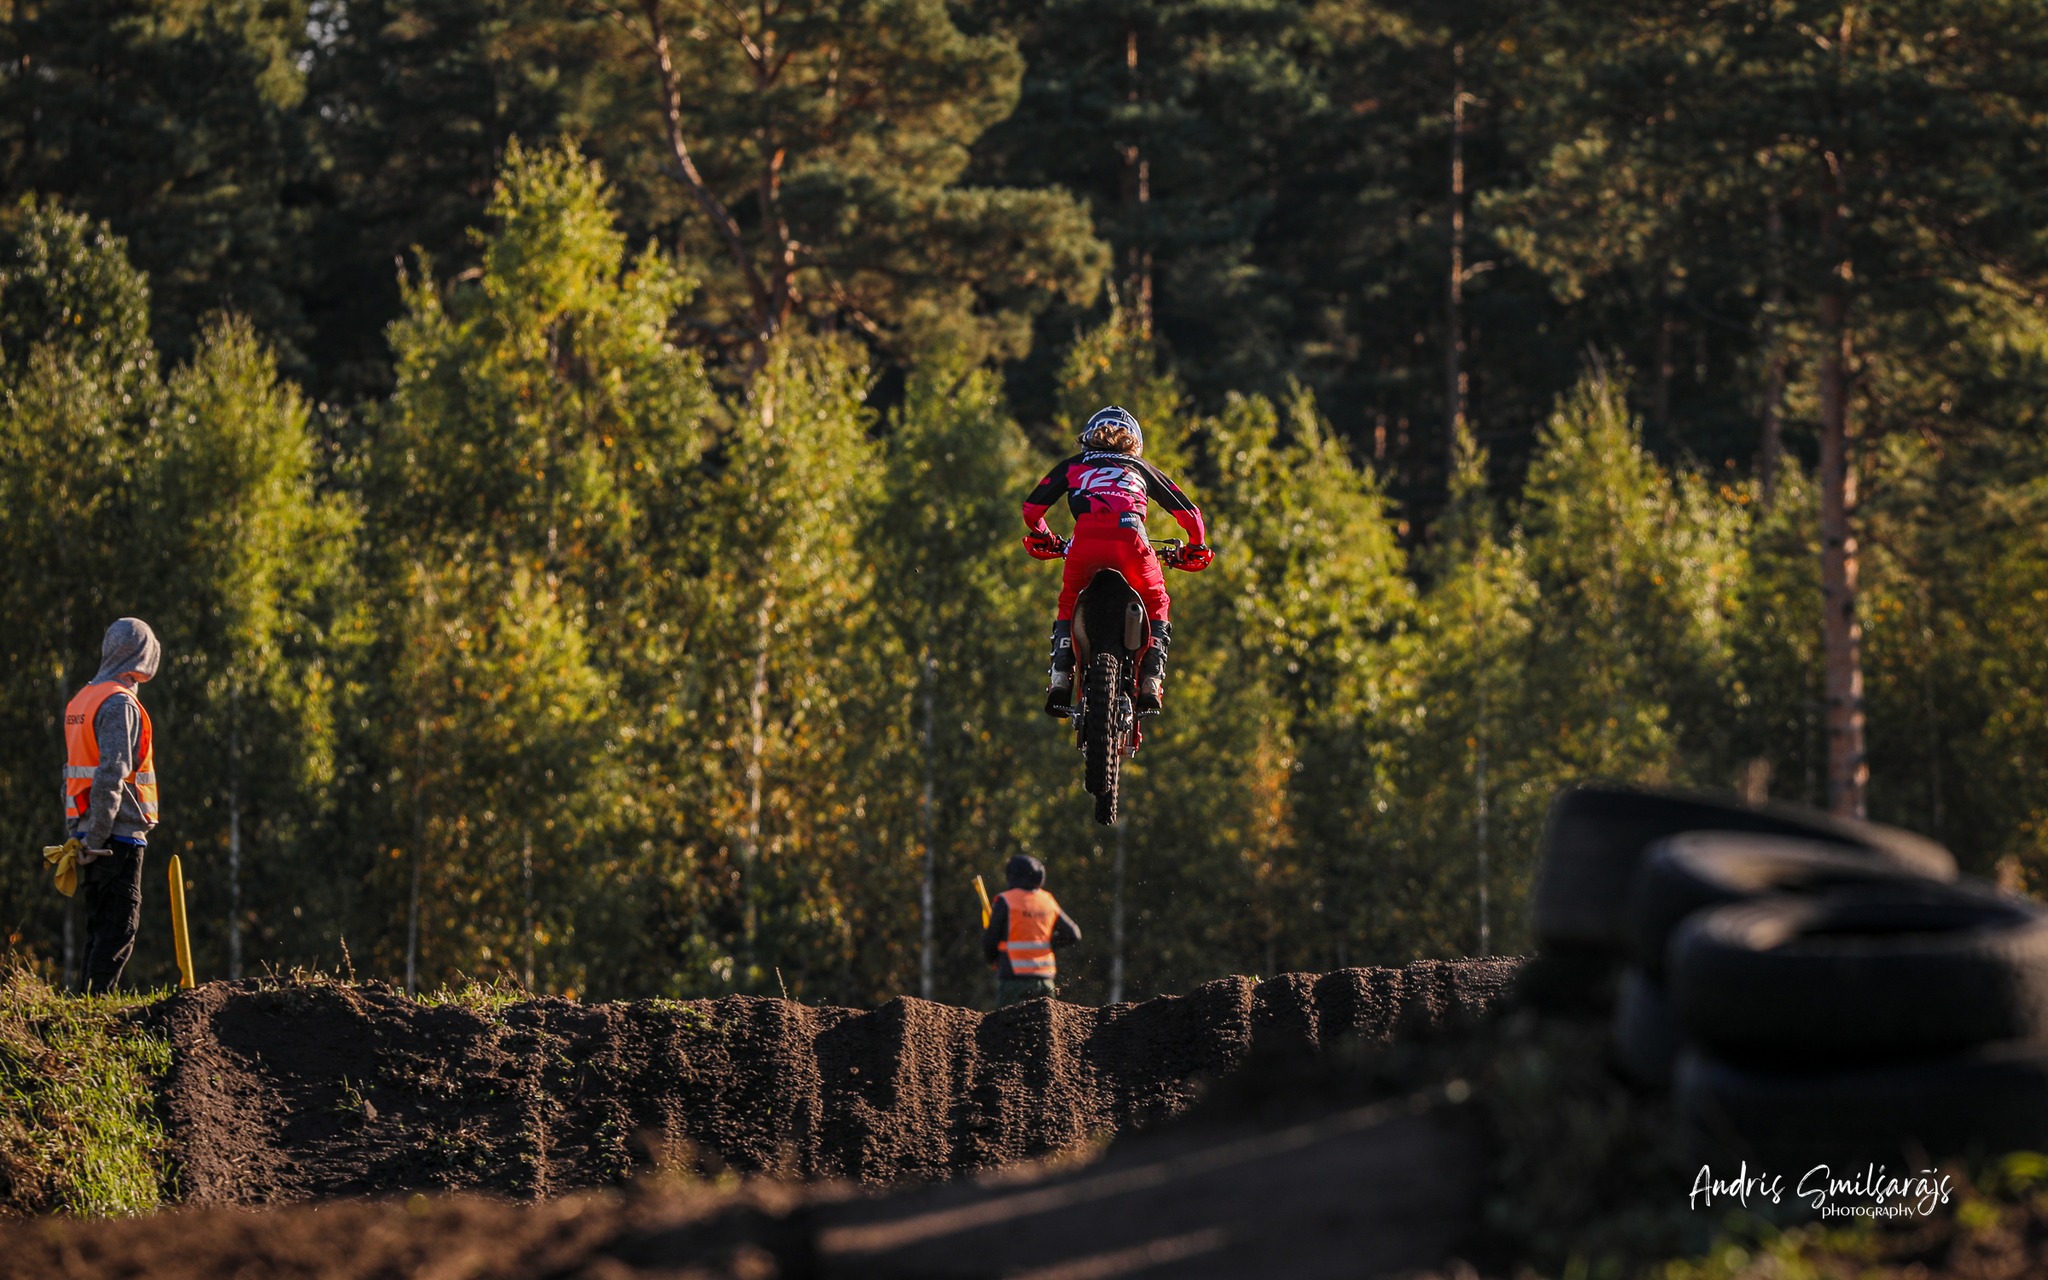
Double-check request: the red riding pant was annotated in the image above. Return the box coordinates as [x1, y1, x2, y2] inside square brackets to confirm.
[1057, 527, 1170, 622]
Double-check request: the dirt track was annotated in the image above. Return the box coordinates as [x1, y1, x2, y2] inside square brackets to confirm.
[3, 1098, 1482, 1280]
[0, 960, 1520, 1280]
[151, 960, 1520, 1204]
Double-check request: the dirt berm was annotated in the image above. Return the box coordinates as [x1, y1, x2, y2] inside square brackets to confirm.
[153, 959, 1520, 1205]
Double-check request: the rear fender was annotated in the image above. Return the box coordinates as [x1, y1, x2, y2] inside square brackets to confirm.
[1074, 569, 1142, 666]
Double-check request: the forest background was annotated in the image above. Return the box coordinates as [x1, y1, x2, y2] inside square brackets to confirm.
[5, 0, 2048, 1007]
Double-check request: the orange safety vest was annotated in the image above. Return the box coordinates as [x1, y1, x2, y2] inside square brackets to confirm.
[63, 681, 158, 829]
[998, 887, 1061, 979]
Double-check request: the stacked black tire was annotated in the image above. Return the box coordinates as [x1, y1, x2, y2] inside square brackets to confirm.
[1530, 784, 2048, 1163]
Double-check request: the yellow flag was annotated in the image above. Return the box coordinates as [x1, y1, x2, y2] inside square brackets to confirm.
[43, 839, 83, 898]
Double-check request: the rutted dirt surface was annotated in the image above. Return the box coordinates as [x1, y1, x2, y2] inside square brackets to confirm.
[1, 1101, 1481, 1279]
[153, 959, 1521, 1205]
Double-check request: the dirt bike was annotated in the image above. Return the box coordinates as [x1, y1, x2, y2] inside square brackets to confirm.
[1063, 537, 1196, 826]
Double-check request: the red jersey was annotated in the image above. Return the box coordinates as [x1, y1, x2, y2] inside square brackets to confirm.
[1022, 451, 1207, 544]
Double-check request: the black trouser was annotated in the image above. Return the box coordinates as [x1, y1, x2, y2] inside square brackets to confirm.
[996, 975, 1056, 1008]
[81, 842, 145, 994]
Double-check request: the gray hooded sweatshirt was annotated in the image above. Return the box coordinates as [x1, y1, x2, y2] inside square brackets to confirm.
[68, 618, 162, 848]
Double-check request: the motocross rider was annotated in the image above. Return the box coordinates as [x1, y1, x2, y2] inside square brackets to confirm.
[1023, 405, 1213, 717]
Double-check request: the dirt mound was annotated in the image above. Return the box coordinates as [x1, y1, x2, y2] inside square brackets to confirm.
[152, 959, 1519, 1205]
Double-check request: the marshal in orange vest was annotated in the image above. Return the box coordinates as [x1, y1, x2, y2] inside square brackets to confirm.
[996, 887, 1062, 979]
[63, 682, 159, 830]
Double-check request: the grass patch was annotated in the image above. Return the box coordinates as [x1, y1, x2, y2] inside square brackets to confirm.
[0, 964, 174, 1216]
[418, 974, 528, 1018]
[645, 997, 715, 1033]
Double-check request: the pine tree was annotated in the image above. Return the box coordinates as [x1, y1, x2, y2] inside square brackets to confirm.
[1501, 0, 2048, 816]
[593, 0, 1108, 368]
[973, 0, 1327, 392]
[299, 0, 613, 398]
[0, 0, 314, 367]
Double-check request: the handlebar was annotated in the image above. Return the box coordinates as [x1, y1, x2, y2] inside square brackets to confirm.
[1030, 533, 1212, 567]
[1151, 538, 1196, 568]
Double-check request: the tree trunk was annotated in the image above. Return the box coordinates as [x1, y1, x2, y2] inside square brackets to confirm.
[1109, 816, 1127, 1003]
[1916, 579, 1945, 842]
[522, 829, 536, 990]
[1445, 43, 1468, 478]
[1474, 712, 1490, 958]
[407, 718, 425, 996]
[1812, 12, 1867, 820]
[54, 658, 77, 990]
[1817, 284, 1867, 818]
[740, 592, 774, 983]
[1758, 199, 1788, 504]
[1653, 289, 1674, 447]
[228, 718, 243, 981]
[639, 0, 773, 351]
[917, 641, 936, 1001]
[1471, 549, 1490, 958]
[1121, 28, 1153, 337]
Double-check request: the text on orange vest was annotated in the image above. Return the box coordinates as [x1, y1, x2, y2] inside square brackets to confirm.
[63, 681, 158, 828]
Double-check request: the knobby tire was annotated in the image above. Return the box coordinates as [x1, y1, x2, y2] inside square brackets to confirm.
[1084, 654, 1120, 823]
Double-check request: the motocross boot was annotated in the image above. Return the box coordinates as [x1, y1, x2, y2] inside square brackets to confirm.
[1135, 620, 1172, 715]
[1043, 620, 1075, 717]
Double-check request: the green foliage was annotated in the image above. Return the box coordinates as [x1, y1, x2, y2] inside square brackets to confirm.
[0, 965, 173, 1216]
[629, 0, 1110, 362]
[365, 141, 697, 994]
[12, 59, 2048, 1003]
[1350, 368, 1757, 961]
[377, 140, 708, 581]
[1517, 366, 1747, 781]
[0, 201, 355, 987]
[0, 197, 156, 392]
[0, 0, 313, 367]
[1130, 386, 1414, 979]
[869, 352, 1055, 992]
[147, 314, 359, 975]
[976, 0, 1344, 400]
[0, 203, 163, 966]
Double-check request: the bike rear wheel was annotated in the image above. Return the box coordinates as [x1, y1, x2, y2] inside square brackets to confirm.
[1084, 653, 1121, 822]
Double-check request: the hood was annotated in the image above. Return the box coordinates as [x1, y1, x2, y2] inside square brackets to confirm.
[1004, 855, 1046, 891]
[92, 617, 160, 684]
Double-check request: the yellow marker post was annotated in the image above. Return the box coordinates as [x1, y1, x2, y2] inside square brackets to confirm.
[168, 854, 195, 990]
[972, 875, 992, 929]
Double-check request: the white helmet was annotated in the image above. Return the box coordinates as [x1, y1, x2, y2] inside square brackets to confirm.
[1078, 405, 1143, 453]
